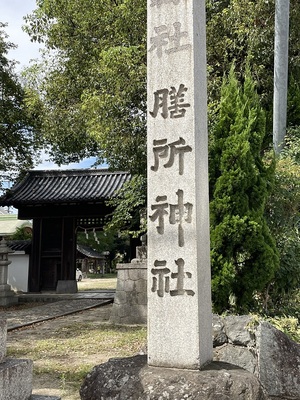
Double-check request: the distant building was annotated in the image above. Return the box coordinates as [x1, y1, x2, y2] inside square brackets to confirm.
[76, 243, 108, 274]
[0, 214, 32, 238]
[0, 169, 131, 292]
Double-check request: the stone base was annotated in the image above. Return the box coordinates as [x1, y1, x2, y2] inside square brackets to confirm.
[0, 290, 18, 307]
[56, 280, 77, 294]
[80, 355, 267, 400]
[0, 358, 33, 400]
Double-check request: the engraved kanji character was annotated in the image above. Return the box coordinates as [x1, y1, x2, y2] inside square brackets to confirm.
[149, 25, 169, 58]
[149, 195, 169, 234]
[165, 22, 191, 55]
[151, 260, 170, 297]
[149, 88, 169, 118]
[149, 84, 190, 119]
[169, 84, 191, 118]
[170, 258, 195, 296]
[169, 189, 193, 247]
[151, 137, 192, 175]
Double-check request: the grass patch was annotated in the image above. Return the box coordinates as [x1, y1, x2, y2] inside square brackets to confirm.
[78, 277, 117, 291]
[87, 273, 117, 279]
[7, 322, 147, 394]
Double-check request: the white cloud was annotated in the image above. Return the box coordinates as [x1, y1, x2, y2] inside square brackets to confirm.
[1, 0, 41, 71]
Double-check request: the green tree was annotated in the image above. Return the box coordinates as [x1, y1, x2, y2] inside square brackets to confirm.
[0, 23, 42, 186]
[24, 0, 146, 175]
[10, 226, 32, 241]
[76, 228, 130, 267]
[265, 128, 300, 306]
[22, 0, 299, 309]
[207, 0, 300, 130]
[23, 0, 300, 172]
[209, 66, 279, 313]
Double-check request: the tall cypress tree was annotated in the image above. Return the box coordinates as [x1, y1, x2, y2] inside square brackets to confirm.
[209, 65, 279, 313]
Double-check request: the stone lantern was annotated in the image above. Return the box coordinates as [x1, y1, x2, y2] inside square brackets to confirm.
[0, 238, 17, 306]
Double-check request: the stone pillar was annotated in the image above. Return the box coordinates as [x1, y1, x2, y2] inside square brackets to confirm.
[110, 243, 147, 325]
[109, 261, 147, 325]
[0, 239, 17, 306]
[147, 0, 212, 369]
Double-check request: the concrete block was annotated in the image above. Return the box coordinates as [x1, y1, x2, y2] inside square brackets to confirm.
[56, 280, 77, 294]
[115, 290, 126, 305]
[0, 358, 33, 400]
[0, 287, 18, 307]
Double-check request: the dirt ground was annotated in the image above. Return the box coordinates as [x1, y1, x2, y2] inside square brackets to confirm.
[7, 304, 114, 400]
[5, 278, 138, 400]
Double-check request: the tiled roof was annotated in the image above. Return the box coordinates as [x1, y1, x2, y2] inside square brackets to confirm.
[8, 240, 32, 252]
[0, 169, 131, 207]
[77, 244, 106, 259]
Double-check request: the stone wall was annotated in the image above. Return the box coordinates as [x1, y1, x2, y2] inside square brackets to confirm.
[213, 315, 300, 399]
[109, 260, 147, 325]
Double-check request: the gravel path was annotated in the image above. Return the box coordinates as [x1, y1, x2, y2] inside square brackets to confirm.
[1, 299, 113, 331]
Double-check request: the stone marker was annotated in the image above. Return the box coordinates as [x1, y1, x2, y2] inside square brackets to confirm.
[0, 238, 17, 307]
[147, 0, 212, 368]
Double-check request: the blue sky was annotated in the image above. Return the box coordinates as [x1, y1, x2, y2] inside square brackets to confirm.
[2, 0, 41, 71]
[1, 0, 100, 171]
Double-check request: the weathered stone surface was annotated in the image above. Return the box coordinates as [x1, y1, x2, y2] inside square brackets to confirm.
[212, 315, 227, 347]
[224, 315, 255, 346]
[110, 263, 147, 325]
[214, 344, 257, 374]
[212, 316, 300, 399]
[256, 322, 300, 399]
[80, 355, 267, 400]
[147, 0, 212, 369]
[0, 319, 7, 363]
[0, 358, 33, 400]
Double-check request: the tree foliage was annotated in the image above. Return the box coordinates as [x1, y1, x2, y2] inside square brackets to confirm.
[0, 23, 42, 186]
[76, 229, 130, 267]
[207, 0, 300, 130]
[24, 0, 146, 174]
[22, 0, 300, 311]
[209, 66, 279, 313]
[23, 0, 300, 172]
[265, 128, 300, 303]
[23, 0, 300, 160]
[105, 174, 147, 238]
